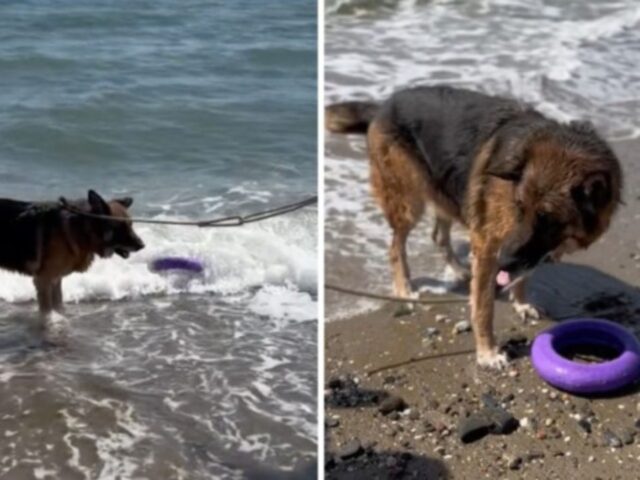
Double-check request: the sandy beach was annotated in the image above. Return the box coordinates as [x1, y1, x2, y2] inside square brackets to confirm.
[325, 139, 640, 479]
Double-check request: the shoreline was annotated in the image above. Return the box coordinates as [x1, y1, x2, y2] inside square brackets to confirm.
[325, 139, 640, 478]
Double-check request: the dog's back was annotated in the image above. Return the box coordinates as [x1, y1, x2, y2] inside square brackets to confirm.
[0, 199, 48, 274]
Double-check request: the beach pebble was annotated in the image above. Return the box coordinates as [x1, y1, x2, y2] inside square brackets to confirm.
[602, 430, 623, 448]
[328, 377, 344, 390]
[379, 395, 407, 415]
[453, 320, 471, 334]
[507, 456, 523, 470]
[577, 418, 592, 435]
[435, 314, 449, 323]
[326, 417, 340, 429]
[524, 451, 545, 462]
[337, 440, 364, 460]
[424, 327, 440, 338]
[620, 428, 635, 445]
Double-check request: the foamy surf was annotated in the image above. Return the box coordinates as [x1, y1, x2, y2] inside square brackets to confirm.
[0, 210, 317, 321]
[325, 0, 640, 319]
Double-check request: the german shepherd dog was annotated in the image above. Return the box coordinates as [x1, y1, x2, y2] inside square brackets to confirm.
[0, 190, 144, 320]
[326, 85, 622, 368]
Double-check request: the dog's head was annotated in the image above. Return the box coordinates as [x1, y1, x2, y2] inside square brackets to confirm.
[486, 121, 621, 281]
[87, 190, 145, 259]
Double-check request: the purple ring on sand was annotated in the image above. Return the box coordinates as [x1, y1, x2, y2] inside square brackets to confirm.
[150, 257, 204, 274]
[531, 318, 640, 395]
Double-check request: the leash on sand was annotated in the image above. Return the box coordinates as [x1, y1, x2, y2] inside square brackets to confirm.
[56, 195, 318, 227]
[325, 283, 468, 305]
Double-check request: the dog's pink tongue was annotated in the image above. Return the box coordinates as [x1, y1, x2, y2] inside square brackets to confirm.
[496, 270, 511, 287]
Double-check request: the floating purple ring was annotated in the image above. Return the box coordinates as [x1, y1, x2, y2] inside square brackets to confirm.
[150, 256, 204, 274]
[531, 318, 640, 395]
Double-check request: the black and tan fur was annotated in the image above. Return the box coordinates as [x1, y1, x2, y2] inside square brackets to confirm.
[326, 85, 622, 368]
[0, 190, 144, 318]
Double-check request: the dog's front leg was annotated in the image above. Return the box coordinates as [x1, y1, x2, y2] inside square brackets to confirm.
[34, 277, 53, 317]
[470, 236, 508, 369]
[52, 279, 64, 313]
[510, 279, 541, 321]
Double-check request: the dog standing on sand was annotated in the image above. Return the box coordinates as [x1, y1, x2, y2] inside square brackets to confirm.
[0, 190, 144, 328]
[326, 85, 622, 368]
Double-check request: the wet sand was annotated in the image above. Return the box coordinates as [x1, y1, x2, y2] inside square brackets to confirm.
[325, 139, 640, 479]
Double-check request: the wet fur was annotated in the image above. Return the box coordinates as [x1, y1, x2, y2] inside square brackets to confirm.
[0, 191, 144, 318]
[327, 85, 622, 367]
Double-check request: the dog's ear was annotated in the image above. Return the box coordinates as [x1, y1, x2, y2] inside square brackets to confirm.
[580, 172, 611, 209]
[88, 189, 110, 214]
[114, 197, 134, 208]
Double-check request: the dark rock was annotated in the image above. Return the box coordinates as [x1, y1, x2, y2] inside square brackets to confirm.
[325, 454, 336, 470]
[577, 418, 592, 435]
[488, 407, 519, 435]
[503, 393, 515, 403]
[379, 395, 407, 415]
[328, 377, 344, 390]
[508, 456, 523, 470]
[620, 428, 635, 445]
[337, 440, 364, 460]
[458, 413, 494, 443]
[603, 429, 623, 448]
[383, 375, 396, 385]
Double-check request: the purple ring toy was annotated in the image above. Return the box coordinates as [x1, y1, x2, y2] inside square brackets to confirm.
[150, 257, 204, 274]
[531, 318, 640, 395]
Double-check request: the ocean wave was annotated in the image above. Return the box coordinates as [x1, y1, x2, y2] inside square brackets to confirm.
[0, 210, 317, 321]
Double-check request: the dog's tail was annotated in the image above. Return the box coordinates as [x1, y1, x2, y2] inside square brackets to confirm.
[325, 101, 379, 134]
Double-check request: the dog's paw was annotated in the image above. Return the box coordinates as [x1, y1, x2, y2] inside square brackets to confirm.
[513, 301, 542, 322]
[476, 348, 509, 370]
[44, 312, 70, 344]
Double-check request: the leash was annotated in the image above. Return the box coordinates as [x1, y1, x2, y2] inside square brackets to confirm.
[57, 195, 317, 227]
[325, 283, 468, 305]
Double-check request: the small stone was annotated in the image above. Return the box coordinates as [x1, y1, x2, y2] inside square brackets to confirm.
[383, 375, 396, 385]
[434, 446, 446, 456]
[435, 314, 449, 323]
[424, 327, 440, 338]
[577, 418, 592, 435]
[408, 410, 420, 421]
[337, 440, 364, 460]
[326, 417, 340, 428]
[388, 411, 400, 421]
[508, 456, 523, 470]
[328, 377, 344, 390]
[379, 396, 407, 415]
[603, 429, 623, 448]
[503, 393, 515, 403]
[620, 429, 635, 445]
[453, 320, 471, 334]
[524, 451, 545, 462]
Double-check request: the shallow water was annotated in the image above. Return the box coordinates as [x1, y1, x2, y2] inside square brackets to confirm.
[0, 1, 317, 477]
[325, 0, 640, 319]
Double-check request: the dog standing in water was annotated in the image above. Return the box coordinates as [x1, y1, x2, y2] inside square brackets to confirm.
[0, 190, 144, 336]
